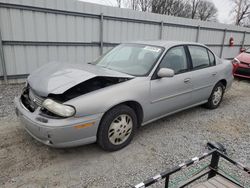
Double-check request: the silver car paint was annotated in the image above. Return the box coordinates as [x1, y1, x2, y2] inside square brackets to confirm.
[15, 41, 234, 147]
[28, 62, 134, 97]
[14, 97, 103, 147]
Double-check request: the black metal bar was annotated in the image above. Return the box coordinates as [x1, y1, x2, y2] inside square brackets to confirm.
[164, 175, 169, 188]
[134, 146, 250, 188]
[217, 151, 250, 174]
[134, 150, 215, 188]
[208, 151, 220, 179]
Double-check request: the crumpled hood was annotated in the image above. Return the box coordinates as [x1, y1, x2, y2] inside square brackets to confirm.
[28, 62, 133, 97]
[236, 52, 250, 64]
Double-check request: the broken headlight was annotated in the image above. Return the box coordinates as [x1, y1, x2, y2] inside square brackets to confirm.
[42, 99, 75, 117]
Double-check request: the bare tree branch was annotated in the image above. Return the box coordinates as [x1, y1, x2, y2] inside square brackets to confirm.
[116, 0, 122, 8]
[190, 0, 201, 19]
[232, 0, 250, 25]
[151, 0, 216, 21]
[197, 0, 217, 21]
[138, 0, 152, 12]
[125, 0, 218, 21]
[151, 0, 191, 17]
[124, 0, 139, 10]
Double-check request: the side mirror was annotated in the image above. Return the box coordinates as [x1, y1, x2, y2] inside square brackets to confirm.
[157, 68, 174, 78]
[240, 48, 246, 53]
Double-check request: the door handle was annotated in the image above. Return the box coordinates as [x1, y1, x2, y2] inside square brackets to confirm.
[184, 78, 191, 83]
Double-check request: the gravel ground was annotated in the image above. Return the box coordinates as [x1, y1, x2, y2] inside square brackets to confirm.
[0, 79, 249, 188]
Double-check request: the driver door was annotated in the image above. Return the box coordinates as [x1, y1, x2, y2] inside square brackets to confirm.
[149, 46, 193, 120]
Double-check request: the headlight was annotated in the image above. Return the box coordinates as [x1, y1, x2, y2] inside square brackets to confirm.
[42, 99, 75, 117]
[232, 58, 240, 64]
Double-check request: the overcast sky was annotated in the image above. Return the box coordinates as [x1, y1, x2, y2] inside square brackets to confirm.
[78, 0, 235, 24]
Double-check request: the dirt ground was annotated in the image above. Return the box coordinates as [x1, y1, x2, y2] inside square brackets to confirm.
[0, 79, 250, 188]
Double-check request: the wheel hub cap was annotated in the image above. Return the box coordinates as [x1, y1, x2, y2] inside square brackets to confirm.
[212, 87, 223, 105]
[108, 114, 133, 145]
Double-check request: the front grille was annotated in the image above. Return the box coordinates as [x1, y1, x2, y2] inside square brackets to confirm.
[235, 67, 250, 76]
[29, 89, 45, 107]
[21, 87, 64, 118]
[20, 87, 45, 112]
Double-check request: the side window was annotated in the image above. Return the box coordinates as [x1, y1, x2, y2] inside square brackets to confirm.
[208, 50, 216, 65]
[159, 46, 188, 74]
[189, 46, 210, 69]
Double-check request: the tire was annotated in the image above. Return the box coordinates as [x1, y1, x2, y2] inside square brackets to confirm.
[204, 82, 225, 109]
[97, 105, 137, 151]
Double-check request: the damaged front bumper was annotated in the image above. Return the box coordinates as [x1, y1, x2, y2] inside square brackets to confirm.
[14, 96, 103, 148]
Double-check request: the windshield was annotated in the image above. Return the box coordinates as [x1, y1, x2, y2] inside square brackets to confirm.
[94, 44, 164, 76]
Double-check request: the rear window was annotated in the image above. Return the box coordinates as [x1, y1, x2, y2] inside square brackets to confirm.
[208, 50, 216, 65]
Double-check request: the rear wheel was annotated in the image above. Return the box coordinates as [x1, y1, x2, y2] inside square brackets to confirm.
[205, 82, 225, 109]
[97, 105, 137, 151]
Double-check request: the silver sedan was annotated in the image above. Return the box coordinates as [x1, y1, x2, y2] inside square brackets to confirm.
[14, 41, 233, 151]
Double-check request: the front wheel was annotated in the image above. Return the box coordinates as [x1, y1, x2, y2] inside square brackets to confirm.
[97, 105, 137, 151]
[205, 82, 225, 109]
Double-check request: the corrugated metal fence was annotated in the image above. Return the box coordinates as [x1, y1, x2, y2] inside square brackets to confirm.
[0, 0, 250, 82]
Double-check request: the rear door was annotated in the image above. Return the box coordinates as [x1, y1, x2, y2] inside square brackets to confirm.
[149, 46, 193, 120]
[187, 45, 218, 104]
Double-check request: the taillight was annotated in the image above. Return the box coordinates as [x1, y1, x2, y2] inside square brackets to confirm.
[232, 58, 240, 73]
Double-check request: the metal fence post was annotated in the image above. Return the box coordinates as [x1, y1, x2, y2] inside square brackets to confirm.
[100, 13, 104, 55]
[196, 25, 200, 42]
[160, 21, 164, 39]
[220, 29, 227, 58]
[241, 31, 246, 49]
[0, 29, 7, 83]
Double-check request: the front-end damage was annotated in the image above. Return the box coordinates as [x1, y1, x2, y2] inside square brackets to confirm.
[15, 76, 132, 147]
[15, 62, 134, 147]
[48, 76, 131, 102]
[20, 76, 131, 118]
[15, 93, 103, 147]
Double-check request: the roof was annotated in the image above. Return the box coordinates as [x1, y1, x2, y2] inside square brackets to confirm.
[129, 40, 206, 48]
